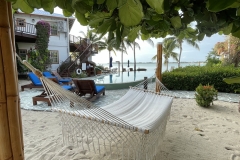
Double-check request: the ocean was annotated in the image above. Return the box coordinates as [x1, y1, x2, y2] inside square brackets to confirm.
[102, 62, 205, 73]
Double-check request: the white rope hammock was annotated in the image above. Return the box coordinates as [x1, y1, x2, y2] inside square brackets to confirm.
[19, 57, 174, 160]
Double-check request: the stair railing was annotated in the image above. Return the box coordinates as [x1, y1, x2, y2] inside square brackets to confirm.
[66, 42, 94, 76]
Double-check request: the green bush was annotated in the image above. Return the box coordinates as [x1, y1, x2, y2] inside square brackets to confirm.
[71, 71, 88, 78]
[195, 84, 218, 107]
[162, 65, 240, 93]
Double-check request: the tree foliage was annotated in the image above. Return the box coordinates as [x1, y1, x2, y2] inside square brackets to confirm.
[213, 34, 240, 67]
[7, 0, 240, 43]
[28, 20, 51, 71]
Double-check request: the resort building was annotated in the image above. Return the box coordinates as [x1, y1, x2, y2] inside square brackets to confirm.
[14, 9, 98, 77]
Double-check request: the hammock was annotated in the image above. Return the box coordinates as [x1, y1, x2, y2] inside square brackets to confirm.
[19, 57, 174, 160]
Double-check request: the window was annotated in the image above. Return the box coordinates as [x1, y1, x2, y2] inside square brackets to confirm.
[49, 50, 59, 64]
[16, 18, 26, 27]
[47, 21, 58, 36]
[19, 49, 27, 59]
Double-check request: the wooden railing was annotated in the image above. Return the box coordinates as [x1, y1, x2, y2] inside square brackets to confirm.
[14, 20, 36, 36]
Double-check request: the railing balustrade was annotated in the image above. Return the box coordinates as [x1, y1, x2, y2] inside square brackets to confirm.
[14, 20, 36, 35]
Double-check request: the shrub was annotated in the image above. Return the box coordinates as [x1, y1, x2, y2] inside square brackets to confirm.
[195, 84, 218, 107]
[71, 71, 88, 78]
[162, 65, 240, 93]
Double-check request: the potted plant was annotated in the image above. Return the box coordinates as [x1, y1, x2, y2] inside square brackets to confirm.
[195, 84, 218, 107]
[95, 65, 104, 75]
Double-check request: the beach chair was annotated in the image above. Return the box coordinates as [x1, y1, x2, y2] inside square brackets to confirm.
[51, 71, 72, 84]
[30, 73, 74, 106]
[73, 79, 105, 101]
[21, 72, 44, 91]
[43, 71, 72, 84]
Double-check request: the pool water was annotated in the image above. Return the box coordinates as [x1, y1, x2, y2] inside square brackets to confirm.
[94, 71, 155, 84]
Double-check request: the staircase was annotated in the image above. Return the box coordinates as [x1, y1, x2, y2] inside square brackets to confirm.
[57, 35, 98, 77]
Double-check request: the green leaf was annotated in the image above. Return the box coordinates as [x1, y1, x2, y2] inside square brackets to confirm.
[12, 0, 34, 13]
[232, 29, 240, 39]
[118, 0, 143, 27]
[198, 33, 205, 41]
[97, 18, 114, 33]
[223, 76, 240, 84]
[5, 0, 17, 2]
[42, 0, 55, 13]
[55, 0, 68, 9]
[141, 34, 150, 40]
[121, 26, 130, 38]
[27, 0, 41, 8]
[75, 12, 88, 26]
[221, 23, 233, 35]
[152, 15, 163, 21]
[128, 26, 141, 42]
[116, 22, 121, 48]
[170, 16, 182, 29]
[89, 12, 112, 26]
[72, 0, 92, 14]
[237, 7, 240, 16]
[207, 0, 236, 12]
[97, 0, 105, 4]
[106, 0, 117, 10]
[62, 9, 73, 17]
[146, 0, 164, 14]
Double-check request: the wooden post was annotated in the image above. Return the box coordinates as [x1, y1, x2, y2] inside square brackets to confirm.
[0, 0, 24, 159]
[144, 77, 148, 89]
[156, 43, 162, 92]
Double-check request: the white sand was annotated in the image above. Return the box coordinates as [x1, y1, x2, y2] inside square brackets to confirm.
[18, 80, 240, 160]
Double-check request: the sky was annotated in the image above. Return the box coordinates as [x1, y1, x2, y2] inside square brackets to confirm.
[55, 8, 226, 64]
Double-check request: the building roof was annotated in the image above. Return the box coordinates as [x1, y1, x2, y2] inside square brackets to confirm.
[16, 9, 75, 30]
[17, 8, 75, 19]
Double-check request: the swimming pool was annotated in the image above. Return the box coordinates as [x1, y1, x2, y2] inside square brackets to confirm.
[95, 71, 155, 84]
[94, 71, 155, 90]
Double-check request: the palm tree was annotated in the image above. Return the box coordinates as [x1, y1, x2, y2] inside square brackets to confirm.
[132, 37, 154, 71]
[120, 38, 132, 71]
[152, 38, 179, 71]
[79, 28, 106, 51]
[165, 36, 200, 68]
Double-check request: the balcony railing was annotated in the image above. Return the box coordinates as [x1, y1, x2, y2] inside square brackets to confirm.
[14, 20, 36, 36]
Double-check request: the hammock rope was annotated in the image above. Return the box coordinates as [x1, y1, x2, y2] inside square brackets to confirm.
[17, 54, 174, 160]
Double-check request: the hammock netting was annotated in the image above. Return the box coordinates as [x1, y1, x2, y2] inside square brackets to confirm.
[20, 58, 174, 160]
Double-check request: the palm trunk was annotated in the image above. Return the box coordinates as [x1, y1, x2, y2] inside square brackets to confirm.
[134, 42, 136, 71]
[109, 50, 110, 68]
[166, 60, 169, 71]
[0, 1, 24, 159]
[178, 42, 182, 68]
[121, 41, 123, 72]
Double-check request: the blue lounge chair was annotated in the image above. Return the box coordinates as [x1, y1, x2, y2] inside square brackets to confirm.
[21, 72, 73, 91]
[43, 71, 72, 84]
[73, 79, 105, 101]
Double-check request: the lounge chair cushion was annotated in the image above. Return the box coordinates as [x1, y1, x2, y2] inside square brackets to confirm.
[28, 72, 42, 86]
[44, 71, 72, 83]
[95, 86, 105, 93]
[62, 85, 73, 90]
[43, 71, 57, 78]
[59, 78, 72, 83]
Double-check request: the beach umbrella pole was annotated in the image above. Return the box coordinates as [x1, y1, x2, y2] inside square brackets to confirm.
[0, 0, 24, 159]
[156, 43, 162, 92]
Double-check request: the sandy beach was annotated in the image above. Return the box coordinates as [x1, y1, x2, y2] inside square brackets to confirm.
[18, 80, 240, 160]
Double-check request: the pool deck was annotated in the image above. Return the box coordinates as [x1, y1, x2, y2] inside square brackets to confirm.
[18, 79, 239, 112]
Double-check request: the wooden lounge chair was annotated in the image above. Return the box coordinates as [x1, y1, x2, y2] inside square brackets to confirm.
[51, 71, 72, 84]
[21, 72, 44, 91]
[32, 77, 74, 106]
[43, 71, 72, 84]
[73, 79, 105, 101]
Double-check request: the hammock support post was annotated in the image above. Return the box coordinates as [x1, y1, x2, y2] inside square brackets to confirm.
[0, 1, 24, 159]
[156, 43, 162, 92]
